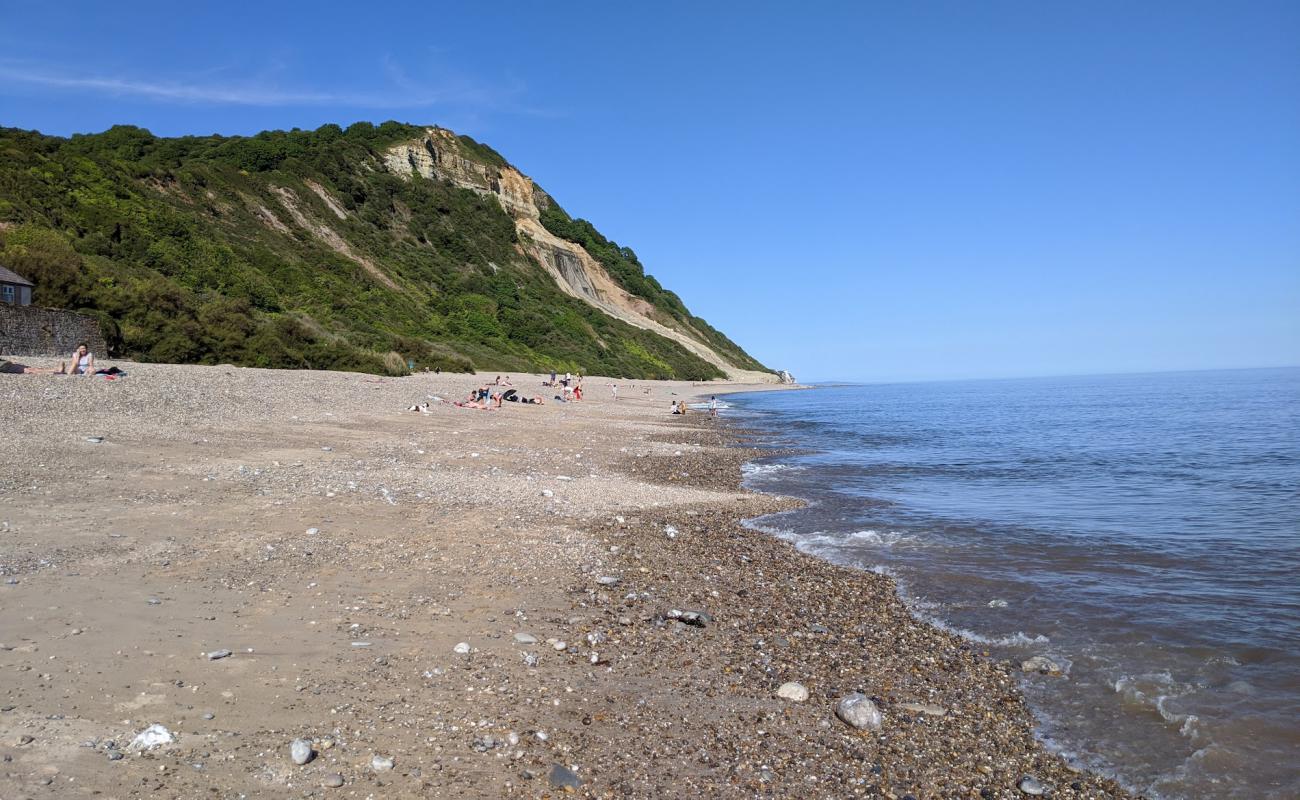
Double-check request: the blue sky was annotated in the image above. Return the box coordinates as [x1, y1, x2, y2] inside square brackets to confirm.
[2, 1, 1297, 382]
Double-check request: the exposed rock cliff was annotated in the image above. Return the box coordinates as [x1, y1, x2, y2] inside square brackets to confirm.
[385, 129, 775, 382]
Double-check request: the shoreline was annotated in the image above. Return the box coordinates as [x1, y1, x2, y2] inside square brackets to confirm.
[0, 361, 1130, 797]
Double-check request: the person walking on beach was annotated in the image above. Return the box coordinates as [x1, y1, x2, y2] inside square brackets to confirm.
[709, 396, 718, 417]
[609, 383, 618, 401]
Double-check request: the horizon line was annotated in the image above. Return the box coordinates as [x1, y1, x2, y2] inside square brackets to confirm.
[794, 363, 1300, 388]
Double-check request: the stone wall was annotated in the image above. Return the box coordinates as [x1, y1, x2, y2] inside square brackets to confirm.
[0, 304, 107, 358]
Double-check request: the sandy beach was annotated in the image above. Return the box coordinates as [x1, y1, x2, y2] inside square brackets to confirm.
[0, 362, 1132, 799]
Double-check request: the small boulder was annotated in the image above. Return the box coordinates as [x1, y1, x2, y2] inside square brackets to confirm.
[290, 738, 313, 765]
[372, 754, 395, 772]
[835, 693, 883, 731]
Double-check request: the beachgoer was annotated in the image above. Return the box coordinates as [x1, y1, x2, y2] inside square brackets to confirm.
[573, 383, 583, 401]
[609, 383, 618, 401]
[66, 343, 95, 376]
[1, 359, 59, 375]
[709, 396, 718, 417]
[549, 370, 557, 386]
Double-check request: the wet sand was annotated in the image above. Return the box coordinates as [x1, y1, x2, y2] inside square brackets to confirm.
[0, 361, 1132, 798]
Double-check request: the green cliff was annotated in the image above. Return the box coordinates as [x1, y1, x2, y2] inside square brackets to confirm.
[0, 122, 771, 380]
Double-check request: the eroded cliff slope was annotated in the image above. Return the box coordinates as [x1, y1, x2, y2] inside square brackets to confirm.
[384, 128, 772, 381]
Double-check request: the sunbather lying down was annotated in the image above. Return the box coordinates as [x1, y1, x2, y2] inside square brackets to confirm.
[499, 389, 545, 405]
[2, 359, 129, 377]
[1, 360, 53, 374]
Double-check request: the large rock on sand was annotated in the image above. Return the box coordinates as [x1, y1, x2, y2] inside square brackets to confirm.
[835, 693, 883, 730]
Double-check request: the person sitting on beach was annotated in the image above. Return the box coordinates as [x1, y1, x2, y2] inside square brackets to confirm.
[407, 401, 433, 413]
[63, 343, 96, 376]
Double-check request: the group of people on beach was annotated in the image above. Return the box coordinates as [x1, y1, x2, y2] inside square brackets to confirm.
[1, 343, 125, 378]
[456, 385, 547, 409]
[404, 372, 725, 418]
[669, 396, 719, 416]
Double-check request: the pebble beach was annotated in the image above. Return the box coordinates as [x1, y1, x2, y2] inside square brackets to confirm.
[0, 361, 1134, 798]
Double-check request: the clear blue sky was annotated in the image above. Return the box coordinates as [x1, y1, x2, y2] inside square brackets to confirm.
[2, 1, 1297, 382]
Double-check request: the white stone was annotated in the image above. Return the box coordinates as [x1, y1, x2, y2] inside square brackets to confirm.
[127, 724, 175, 751]
[776, 682, 810, 702]
[835, 693, 883, 730]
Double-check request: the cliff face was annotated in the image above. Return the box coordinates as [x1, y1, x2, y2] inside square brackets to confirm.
[385, 129, 774, 382]
[0, 122, 770, 380]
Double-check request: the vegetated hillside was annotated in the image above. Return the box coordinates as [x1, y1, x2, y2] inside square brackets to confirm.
[0, 122, 771, 379]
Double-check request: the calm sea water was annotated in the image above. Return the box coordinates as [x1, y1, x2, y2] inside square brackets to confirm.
[728, 368, 1300, 799]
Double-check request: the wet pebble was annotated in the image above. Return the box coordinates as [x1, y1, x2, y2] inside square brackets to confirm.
[1018, 775, 1046, 795]
[1021, 655, 1063, 676]
[548, 763, 583, 789]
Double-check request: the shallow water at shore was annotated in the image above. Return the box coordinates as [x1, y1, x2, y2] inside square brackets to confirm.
[729, 368, 1300, 799]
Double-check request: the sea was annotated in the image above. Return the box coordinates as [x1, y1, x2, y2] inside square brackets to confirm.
[725, 368, 1300, 800]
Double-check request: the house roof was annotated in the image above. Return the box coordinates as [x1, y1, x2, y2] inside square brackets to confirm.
[0, 266, 34, 286]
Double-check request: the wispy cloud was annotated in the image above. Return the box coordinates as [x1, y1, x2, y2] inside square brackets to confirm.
[0, 60, 537, 112]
